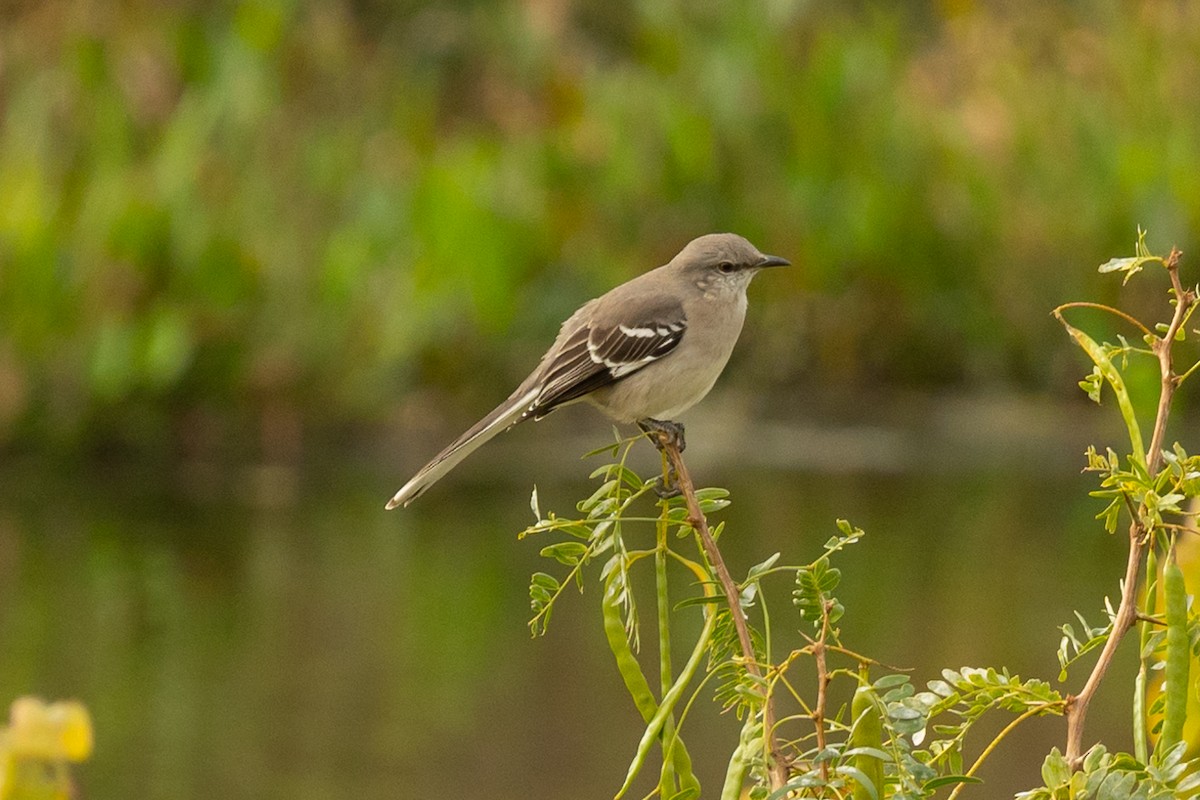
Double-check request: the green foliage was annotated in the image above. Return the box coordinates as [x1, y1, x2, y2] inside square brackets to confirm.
[513, 231, 1200, 799]
[850, 677, 886, 800]
[1057, 602, 1115, 681]
[1017, 743, 1200, 800]
[756, 666, 1063, 800]
[4, 4, 1200, 451]
[792, 520, 863, 630]
[1046, 230, 1200, 787]
[522, 442, 1072, 798]
[1159, 552, 1191, 755]
[1098, 228, 1161, 286]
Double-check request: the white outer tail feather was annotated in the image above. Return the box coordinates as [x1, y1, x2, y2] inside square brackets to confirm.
[385, 389, 539, 509]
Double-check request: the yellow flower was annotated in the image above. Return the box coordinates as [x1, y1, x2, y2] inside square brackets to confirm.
[6, 698, 93, 763]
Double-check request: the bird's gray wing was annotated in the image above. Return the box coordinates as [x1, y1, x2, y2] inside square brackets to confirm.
[387, 293, 684, 508]
[527, 295, 687, 417]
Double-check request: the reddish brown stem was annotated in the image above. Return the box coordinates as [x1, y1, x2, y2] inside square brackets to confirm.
[812, 610, 832, 782]
[1064, 521, 1143, 765]
[1064, 247, 1191, 767]
[658, 436, 789, 791]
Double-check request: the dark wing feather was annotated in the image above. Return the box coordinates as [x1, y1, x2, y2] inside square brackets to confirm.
[527, 296, 687, 418]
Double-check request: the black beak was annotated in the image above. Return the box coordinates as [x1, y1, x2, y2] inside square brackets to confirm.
[756, 254, 790, 268]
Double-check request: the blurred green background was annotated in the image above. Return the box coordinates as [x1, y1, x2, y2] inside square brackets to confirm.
[1, 0, 1198, 798]
[2, 0, 1198, 456]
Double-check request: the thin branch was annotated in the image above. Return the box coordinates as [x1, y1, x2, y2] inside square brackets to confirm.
[812, 609, 832, 782]
[1176, 357, 1200, 386]
[657, 435, 790, 791]
[1119, 493, 1150, 545]
[825, 645, 910, 673]
[776, 672, 816, 717]
[1052, 302, 1154, 337]
[1065, 520, 1143, 766]
[1145, 250, 1190, 471]
[655, 501, 679, 799]
[1064, 247, 1192, 768]
[1161, 522, 1200, 538]
[947, 704, 1060, 800]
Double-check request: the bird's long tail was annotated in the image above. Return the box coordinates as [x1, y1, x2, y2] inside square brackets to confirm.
[386, 387, 540, 509]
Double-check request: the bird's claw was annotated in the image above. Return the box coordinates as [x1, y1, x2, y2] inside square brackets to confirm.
[638, 418, 687, 453]
[653, 476, 683, 499]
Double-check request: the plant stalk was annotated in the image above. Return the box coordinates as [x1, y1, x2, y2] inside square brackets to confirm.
[1064, 247, 1191, 767]
[656, 507, 679, 798]
[657, 435, 790, 791]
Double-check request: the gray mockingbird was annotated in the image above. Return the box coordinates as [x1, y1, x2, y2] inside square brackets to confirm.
[386, 232, 788, 509]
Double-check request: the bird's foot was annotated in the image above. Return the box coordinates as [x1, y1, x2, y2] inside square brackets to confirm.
[652, 476, 683, 500]
[639, 419, 686, 498]
[637, 418, 686, 453]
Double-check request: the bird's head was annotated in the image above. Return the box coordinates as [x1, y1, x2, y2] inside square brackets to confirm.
[670, 233, 789, 295]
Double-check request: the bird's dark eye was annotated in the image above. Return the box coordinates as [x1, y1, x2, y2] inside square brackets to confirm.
[718, 261, 735, 274]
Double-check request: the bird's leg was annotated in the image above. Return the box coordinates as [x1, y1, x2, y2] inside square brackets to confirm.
[638, 419, 686, 498]
[650, 450, 682, 499]
[638, 418, 686, 452]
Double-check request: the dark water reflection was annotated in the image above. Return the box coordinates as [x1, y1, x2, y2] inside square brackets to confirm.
[0, 449, 1136, 799]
